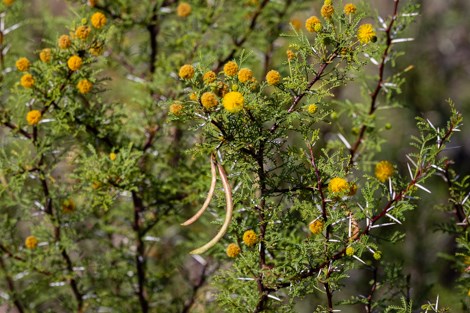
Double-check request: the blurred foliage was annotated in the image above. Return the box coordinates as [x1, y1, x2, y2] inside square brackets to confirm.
[0, 0, 468, 312]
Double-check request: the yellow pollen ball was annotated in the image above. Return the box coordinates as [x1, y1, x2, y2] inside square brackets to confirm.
[189, 93, 198, 101]
[179, 64, 195, 79]
[177, 2, 192, 17]
[357, 24, 376, 44]
[373, 251, 382, 260]
[223, 61, 238, 77]
[344, 3, 357, 15]
[346, 246, 355, 256]
[309, 220, 324, 234]
[203, 71, 216, 84]
[91, 12, 107, 29]
[305, 16, 321, 33]
[26, 110, 42, 125]
[67, 55, 83, 71]
[375, 161, 394, 182]
[266, 70, 281, 85]
[307, 104, 317, 114]
[226, 243, 241, 258]
[321, 4, 335, 19]
[77, 79, 93, 94]
[25, 236, 38, 249]
[328, 177, 349, 194]
[222, 91, 244, 113]
[15, 57, 30, 72]
[62, 199, 76, 213]
[39, 48, 51, 63]
[169, 103, 183, 115]
[20, 74, 35, 88]
[201, 92, 218, 109]
[242, 230, 258, 247]
[58, 35, 71, 49]
[109, 152, 117, 161]
[237, 68, 253, 83]
[75, 25, 91, 40]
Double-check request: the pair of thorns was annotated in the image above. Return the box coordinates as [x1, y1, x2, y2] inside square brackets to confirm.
[181, 154, 233, 255]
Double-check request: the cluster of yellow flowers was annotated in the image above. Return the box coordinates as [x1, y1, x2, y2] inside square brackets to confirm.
[15, 11, 108, 124]
[225, 230, 258, 258]
[302, 1, 376, 44]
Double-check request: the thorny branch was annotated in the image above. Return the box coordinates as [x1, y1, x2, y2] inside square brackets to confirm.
[348, 0, 401, 166]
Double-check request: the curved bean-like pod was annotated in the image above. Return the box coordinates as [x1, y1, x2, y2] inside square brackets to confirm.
[181, 154, 217, 226]
[190, 161, 233, 255]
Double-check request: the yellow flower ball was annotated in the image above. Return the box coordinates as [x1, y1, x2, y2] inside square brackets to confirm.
[201, 92, 218, 109]
[91, 12, 107, 29]
[357, 24, 376, 44]
[39, 48, 51, 63]
[58, 34, 72, 49]
[305, 16, 321, 33]
[226, 243, 241, 258]
[344, 3, 357, 15]
[25, 236, 38, 249]
[62, 199, 76, 213]
[321, 4, 335, 19]
[189, 92, 198, 101]
[346, 246, 355, 256]
[169, 103, 183, 115]
[15, 57, 30, 72]
[309, 220, 324, 235]
[290, 18, 302, 31]
[307, 104, 317, 114]
[178, 64, 195, 79]
[237, 68, 253, 83]
[75, 25, 91, 40]
[3, 0, 14, 6]
[20, 74, 35, 88]
[373, 251, 382, 260]
[266, 70, 281, 85]
[77, 79, 93, 94]
[203, 71, 216, 84]
[67, 55, 83, 71]
[222, 91, 244, 113]
[328, 177, 349, 194]
[223, 61, 238, 77]
[26, 110, 41, 125]
[375, 161, 394, 183]
[242, 230, 258, 247]
[177, 2, 192, 17]
[109, 152, 117, 161]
